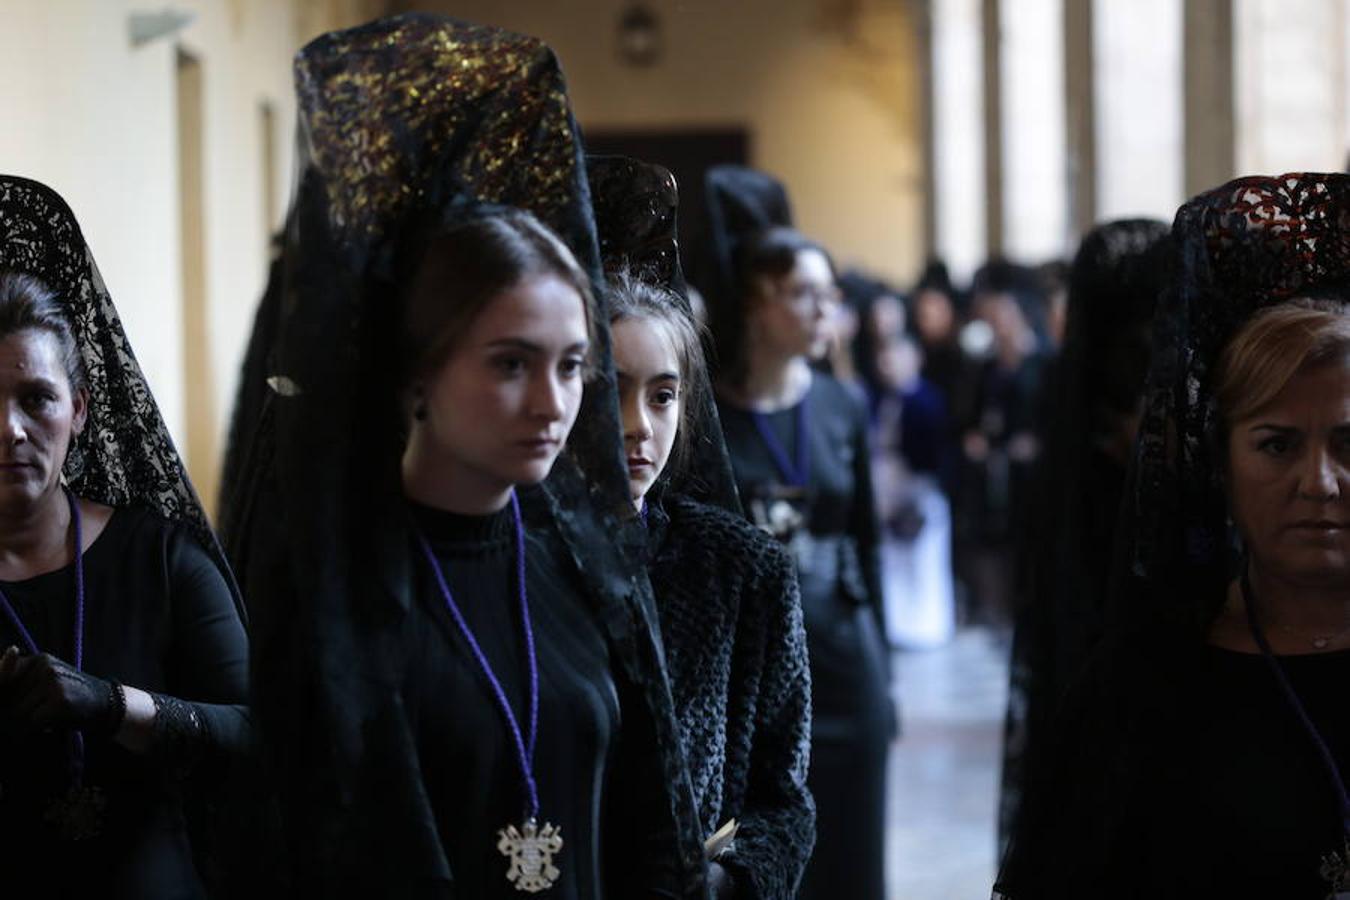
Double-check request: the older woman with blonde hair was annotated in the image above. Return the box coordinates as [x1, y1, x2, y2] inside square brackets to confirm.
[997, 173, 1350, 899]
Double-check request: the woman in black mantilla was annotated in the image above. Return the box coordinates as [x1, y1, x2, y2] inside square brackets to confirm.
[0, 176, 249, 896]
[589, 156, 815, 899]
[998, 218, 1169, 848]
[224, 16, 705, 898]
[701, 164, 893, 899]
[996, 173, 1350, 899]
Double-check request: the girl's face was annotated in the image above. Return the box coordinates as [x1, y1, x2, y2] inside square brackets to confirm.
[406, 274, 590, 508]
[610, 316, 682, 510]
[750, 248, 839, 360]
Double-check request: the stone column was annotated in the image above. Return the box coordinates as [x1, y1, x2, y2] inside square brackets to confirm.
[1184, 0, 1236, 198]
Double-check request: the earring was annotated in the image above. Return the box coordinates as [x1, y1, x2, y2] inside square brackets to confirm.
[63, 442, 85, 482]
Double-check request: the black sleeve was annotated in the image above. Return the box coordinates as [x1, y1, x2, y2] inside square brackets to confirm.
[719, 547, 815, 899]
[159, 526, 250, 769]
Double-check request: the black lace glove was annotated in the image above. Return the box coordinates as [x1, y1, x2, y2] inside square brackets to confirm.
[0, 646, 124, 733]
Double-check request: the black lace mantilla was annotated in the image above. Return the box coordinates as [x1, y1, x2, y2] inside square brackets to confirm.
[1124, 173, 1350, 620]
[0, 175, 238, 616]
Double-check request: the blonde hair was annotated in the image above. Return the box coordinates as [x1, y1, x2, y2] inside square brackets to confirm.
[1214, 296, 1350, 428]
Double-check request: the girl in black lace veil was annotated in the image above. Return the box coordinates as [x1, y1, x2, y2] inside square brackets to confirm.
[591, 155, 815, 899]
[0, 175, 250, 895]
[997, 218, 1169, 848]
[996, 173, 1350, 899]
[223, 15, 706, 897]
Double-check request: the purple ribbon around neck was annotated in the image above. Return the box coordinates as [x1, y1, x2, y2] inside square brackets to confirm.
[1241, 572, 1350, 835]
[414, 491, 541, 819]
[751, 400, 810, 488]
[0, 487, 89, 783]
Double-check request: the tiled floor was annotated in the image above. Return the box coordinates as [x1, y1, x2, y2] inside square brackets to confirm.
[885, 628, 1010, 900]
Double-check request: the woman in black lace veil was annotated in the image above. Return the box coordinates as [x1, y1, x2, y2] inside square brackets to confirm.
[223, 15, 706, 897]
[996, 173, 1350, 899]
[997, 218, 1169, 848]
[590, 155, 815, 899]
[0, 176, 249, 896]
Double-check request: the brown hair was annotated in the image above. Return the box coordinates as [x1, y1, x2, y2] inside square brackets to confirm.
[0, 272, 87, 393]
[1215, 295, 1350, 430]
[400, 208, 596, 382]
[607, 269, 709, 473]
[716, 226, 836, 385]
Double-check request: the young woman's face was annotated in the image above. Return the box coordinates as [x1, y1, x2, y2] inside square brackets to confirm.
[750, 248, 838, 360]
[1228, 358, 1350, 588]
[611, 316, 682, 509]
[0, 329, 85, 517]
[413, 274, 590, 498]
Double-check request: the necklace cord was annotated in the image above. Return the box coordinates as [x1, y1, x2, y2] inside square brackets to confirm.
[1241, 571, 1350, 833]
[415, 491, 541, 820]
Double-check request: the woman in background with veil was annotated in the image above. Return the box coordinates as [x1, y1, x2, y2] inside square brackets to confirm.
[0, 175, 249, 896]
[700, 164, 893, 899]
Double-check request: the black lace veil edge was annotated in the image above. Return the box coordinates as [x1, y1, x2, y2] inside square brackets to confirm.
[1112, 172, 1350, 636]
[0, 174, 244, 624]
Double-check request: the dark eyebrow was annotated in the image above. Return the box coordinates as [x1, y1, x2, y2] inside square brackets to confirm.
[1248, 423, 1298, 433]
[484, 338, 589, 354]
[648, 371, 681, 385]
[15, 375, 61, 392]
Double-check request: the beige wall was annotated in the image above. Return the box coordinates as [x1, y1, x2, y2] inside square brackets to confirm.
[0, 0, 376, 517]
[401, 0, 927, 287]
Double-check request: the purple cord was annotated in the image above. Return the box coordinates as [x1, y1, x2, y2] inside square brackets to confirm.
[1241, 572, 1350, 833]
[751, 400, 810, 488]
[415, 491, 541, 818]
[0, 487, 88, 784]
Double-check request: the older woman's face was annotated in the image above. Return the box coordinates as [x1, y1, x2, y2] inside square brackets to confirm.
[0, 329, 85, 516]
[1228, 358, 1350, 588]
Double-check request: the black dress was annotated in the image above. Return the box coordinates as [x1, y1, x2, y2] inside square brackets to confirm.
[998, 635, 1350, 899]
[717, 372, 893, 899]
[405, 500, 678, 899]
[0, 506, 249, 897]
[646, 493, 815, 898]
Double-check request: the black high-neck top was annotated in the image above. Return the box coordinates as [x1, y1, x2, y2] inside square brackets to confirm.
[403, 500, 675, 899]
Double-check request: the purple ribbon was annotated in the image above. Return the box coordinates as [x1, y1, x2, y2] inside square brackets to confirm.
[414, 491, 541, 818]
[1241, 572, 1350, 834]
[751, 400, 810, 488]
[0, 487, 89, 783]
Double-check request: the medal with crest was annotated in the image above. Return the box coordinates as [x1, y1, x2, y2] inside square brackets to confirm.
[498, 817, 564, 892]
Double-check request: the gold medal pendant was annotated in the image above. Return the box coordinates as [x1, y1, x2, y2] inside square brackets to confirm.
[498, 818, 563, 892]
[44, 784, 106, 840]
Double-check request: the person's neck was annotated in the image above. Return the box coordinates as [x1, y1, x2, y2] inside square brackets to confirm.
[735, 351, 812, 412]
[402, 445, 513, 516]
[0, 488, 72, 577]
[1245, 560, 1350, 631]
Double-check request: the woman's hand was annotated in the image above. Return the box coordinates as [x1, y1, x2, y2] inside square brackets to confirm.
[0, 646, 122, 733]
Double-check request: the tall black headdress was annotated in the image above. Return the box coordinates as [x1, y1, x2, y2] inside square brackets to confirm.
[226, 14, 705, 894]
[0, 175, 239, 611]
[1118, 173, 1350, 630]
[1000, 217, 1169, 847]
[587, 154, 741, 512]
[701, 165, 794, 378]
